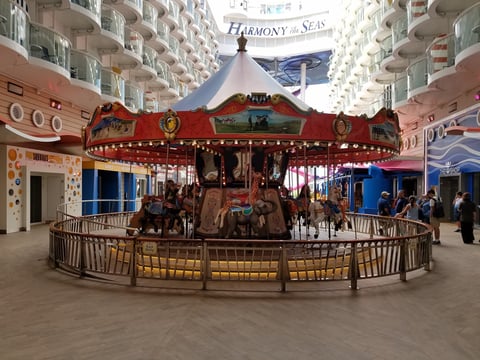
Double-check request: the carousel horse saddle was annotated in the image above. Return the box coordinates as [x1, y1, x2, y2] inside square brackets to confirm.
[230, 204, 253, 216]
[145, 201, 165, 215]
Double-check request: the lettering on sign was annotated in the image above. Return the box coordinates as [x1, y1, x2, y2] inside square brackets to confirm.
[142, 241, 158, 256]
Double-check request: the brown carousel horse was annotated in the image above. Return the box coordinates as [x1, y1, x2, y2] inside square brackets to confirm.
[127, 195, 184, 236]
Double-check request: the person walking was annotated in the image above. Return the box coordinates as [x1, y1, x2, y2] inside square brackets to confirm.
[377, 190, 392, 235]
[458, 192, 477, 244]
[452, 191, 463, 232]
[427, 189, 441, 245]
[394, 189, 408, 216]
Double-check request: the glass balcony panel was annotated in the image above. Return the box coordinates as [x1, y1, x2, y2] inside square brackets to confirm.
[124, 81, 143, 111]
[392, 14, 408, 44]
[0, 1, 29, 48]
[125, 28, 143, 56]
[426, 34, 454, 75]
[407, 57, 427, 92]
[454, 3, 480, 55]
[142, 45, 157, 68]
[407, 0, 427, 24]
[156, 60, 168, 78]
[30, 24, 71, 70]
[101, 68, 125, 101]
[70, 50, 101, 88]
[393, 76, 408, 104]
[143, 1, 158, 29]
[101, 7, 125, 42]
[71, 0, 101, 19]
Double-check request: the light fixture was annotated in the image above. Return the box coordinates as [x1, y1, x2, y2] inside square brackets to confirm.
[50, 99, 62, 110]
[428, 114, 435, 122]
[475, 92, 480, 101]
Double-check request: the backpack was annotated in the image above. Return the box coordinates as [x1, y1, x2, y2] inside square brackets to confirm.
[432, 198, 445, 218]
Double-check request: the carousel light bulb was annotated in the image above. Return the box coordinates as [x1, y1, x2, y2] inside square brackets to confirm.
[120, 143, 124, 148]
[234, 140, 238, 144]
[206, 140, 210, 144]
[128, 142, 132, 147]
[353, 144, 358, 148]
[220, 139, 224, 144]
[248, 140, 252, 145]
[276, 140, 280, 145]
[149, 141, 153, 146]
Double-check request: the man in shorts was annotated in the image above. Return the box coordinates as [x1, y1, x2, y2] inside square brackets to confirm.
[428, 189, 441, 245]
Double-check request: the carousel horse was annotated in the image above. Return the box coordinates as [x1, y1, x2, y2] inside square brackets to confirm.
[324, 186, 345, 232]
[215, 198, 277, 239]
[127, 195, 184, 236]
[308, 200, 327, 239]
[178, 183, 201, 232]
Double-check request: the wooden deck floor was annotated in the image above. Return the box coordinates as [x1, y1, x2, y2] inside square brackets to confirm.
[1, 223, 479, 359]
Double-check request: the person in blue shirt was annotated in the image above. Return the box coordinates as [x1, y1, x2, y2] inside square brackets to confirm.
[377, 191, 392, 235]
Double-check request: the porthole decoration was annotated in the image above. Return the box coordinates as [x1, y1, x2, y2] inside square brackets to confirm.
[403, 137, 409, 150]
[410, 135, 417, 148]
[449, 119, 457, 128]
[477, 110, 480, 126]
[427, 128, 435, 142]
[51, 115, 63, 132]
[32, 110, 45, 128]
[9, 103, 24, 122]
[438, 124, 445, 138]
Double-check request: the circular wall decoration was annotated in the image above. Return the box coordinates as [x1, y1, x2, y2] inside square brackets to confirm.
[51, 116, 63, 132]
[449, 119, 457, 128]
[410, 135, 417, 148]
[32, 110, 45, 128]
[403, 137, 409, 150]
[427, 128, 435, 142]
[477, 110, 480, 126]
[438, 124, 445, 138]
[9, 103, 24, 122]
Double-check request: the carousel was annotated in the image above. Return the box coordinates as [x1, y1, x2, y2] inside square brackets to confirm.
[83, 34, 401, 241]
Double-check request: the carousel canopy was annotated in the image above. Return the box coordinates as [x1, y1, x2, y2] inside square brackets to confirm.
[173, 34, 311, 112]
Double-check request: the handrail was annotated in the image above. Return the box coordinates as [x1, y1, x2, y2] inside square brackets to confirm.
[49, 209, 432, 292]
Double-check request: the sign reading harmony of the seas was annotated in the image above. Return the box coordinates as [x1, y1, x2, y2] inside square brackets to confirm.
[226, 13, 329, 38]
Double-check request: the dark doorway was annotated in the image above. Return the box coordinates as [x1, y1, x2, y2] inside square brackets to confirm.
[439, 175, 460, 222]
[31, 175, 42, 223]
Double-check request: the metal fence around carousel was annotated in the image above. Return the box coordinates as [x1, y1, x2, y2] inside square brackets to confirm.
[49, 200, 433, 292]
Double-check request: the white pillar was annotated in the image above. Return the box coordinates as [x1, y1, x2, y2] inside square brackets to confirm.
[300, 62, 307, 102]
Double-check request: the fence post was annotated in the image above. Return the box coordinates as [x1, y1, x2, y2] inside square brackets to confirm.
[369, 217, 374, 239]
[400, 238, 407, 281]
[130, 238, 137, 286]
[280, 246, 288, 292]
[79, 234, 86, 278]
[349, 243, 359, 290]
[202, 241, 208, 290]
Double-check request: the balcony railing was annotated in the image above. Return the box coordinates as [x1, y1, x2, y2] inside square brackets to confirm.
[70, 49, 101, 88]
[0, 0, 29, 47]
[30, 23, 71, 71]
[454, 3, 480, 55]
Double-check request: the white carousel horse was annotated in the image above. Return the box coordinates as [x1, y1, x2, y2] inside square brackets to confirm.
[308, 200, 327, 238]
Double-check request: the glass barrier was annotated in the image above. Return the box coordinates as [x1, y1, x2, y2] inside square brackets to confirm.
[143, 0, 158, 30]
[407, 0, 427, 24]
[426, 33, 454, 75]
[71, 0, 101, 19]
[0, 0, 29, 48]
[30, 23, 71, 70]
[393, 76, 408, 105]
[101, 6, 125, 42]
[392, 13, 407, 45]
[125, 27, 143, 56]
[407, 57, 427, 93]
[142, 45, 156, 68]
[454, 3, 480, 55]
[70, 49, 101, 88]
[101, 68, 125, 101]
[124, 81, 144, 112]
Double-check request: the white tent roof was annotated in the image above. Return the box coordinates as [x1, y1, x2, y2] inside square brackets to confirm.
[172, 36, 312, 112]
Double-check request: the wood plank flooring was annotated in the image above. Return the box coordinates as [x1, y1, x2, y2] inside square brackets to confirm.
[1, 223, 479, 360]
